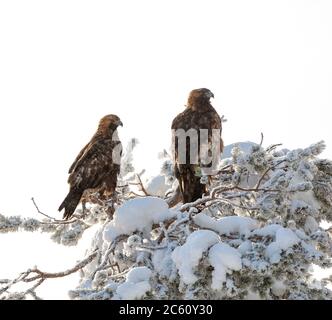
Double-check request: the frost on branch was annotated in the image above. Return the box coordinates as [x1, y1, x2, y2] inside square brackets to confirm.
[120, 138, 139, 177]
[172, 230, 220, 286]
[67, 141, 332, 300]
[1, 141, 332, 300]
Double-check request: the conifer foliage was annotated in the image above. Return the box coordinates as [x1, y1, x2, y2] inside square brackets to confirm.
[1, 141, 331, 300]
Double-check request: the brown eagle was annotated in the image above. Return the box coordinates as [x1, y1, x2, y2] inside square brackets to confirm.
[171, 88, 223, 204]
[58, 114, 123, 220]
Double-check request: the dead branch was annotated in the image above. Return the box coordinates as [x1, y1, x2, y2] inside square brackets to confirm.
[135, 174, 150, 196]
[154, 216, 190, 244]
[266, 143, 283, 153]
[211, 185, 281, 199]
[166, 186, 182, 208]
[128, 191, 146, 198]
[259, 132, 264, 147]
[180, 182, 280, 213]
[255, 159, 286, 189]
[25, 251, 97, 282]
[31, 197, 58, 220]
[213, 164, 234, 176]
[0, 280, 9, 285]
[91, 235, 128, 279]
[31, 197, 79, 225]
[0, 250, 98, 299]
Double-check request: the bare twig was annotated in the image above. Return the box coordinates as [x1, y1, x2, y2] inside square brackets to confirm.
[139, 244, 168, 251]
[31, 197, 57, 220]
[233, 186, 281, 193]
[135, 174, 150, 196]
[91, 235, 128, 279]
[108, 265, 138, 280]
[24, 251, 98, 282]
[180, 196, 212, 212]
[154, 216, 189, 243]
[255, 160, 286, 190]
[166, 186, 182, 208]
[128, 191, 146, 198]
[31, 197, 78, 225]
[0, 250, 98, 299]
[213, 164, 234, 176]
[259, 132, 264, 147]
[180, 182, 279, 213]
[159, 222, 169, 242]
[266, 143, 283, 153]
[211, 185, 280, 199]
[27, 289, 43, 300]
[167, 217, 190, 234]
[0, 279, 9, 284]
[24, 279, 45, 297]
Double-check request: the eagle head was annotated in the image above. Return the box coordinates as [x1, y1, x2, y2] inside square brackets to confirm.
[98, 114, 123, 135]
[187, 88, 214, 109]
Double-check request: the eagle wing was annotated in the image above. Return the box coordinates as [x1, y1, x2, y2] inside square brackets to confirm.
[59, 114, 123, 220]
[68, 142, 91, 174]
[68, 138, 120, 191]
[68, 142, 90, 174]
[171, 107, 223, 165]
[171, 106, 223, 203]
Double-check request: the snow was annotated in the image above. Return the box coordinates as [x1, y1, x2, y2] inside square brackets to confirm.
[194, 212, 258, 237]
[275, 228, 300, 250]
[294, 229, 308, 240]
[126, 234, 142, 247]
[208, 243, 242, 290]
[245, 290, 262, 300]
[289, 173, 321, 211]
[221, 142, 259, 160]
[3, 140, 332, 300]
[304, 216, 319, 234]
[115, 281, 151, 300]
[266, 242, 282, 264]
[126, 266, 152, 283]
[237, 240, 252, 254]
[152, 246, 176, 279]
[145, 174, 172, 197]
[252, 224, 282, 237]
[265, 228, 300, 263]
[271, 280, 286, 297]
[171, 230, 220, 285]
[103, 197, 176, 241]
[115, 266, 152, 300]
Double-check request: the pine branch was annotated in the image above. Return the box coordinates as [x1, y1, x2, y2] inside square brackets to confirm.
[0, 251, 98, 299]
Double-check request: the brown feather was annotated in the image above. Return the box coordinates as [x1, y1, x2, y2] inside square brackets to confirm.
[172, 88, 223, 203]
[59, 114, 123, 220]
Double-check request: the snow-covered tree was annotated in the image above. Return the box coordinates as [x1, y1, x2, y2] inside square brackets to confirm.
[1, 140, 331, 300]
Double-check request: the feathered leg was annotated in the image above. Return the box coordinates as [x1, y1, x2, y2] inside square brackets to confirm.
[174, 165, 185, 202]
[182, 165, 206, 204]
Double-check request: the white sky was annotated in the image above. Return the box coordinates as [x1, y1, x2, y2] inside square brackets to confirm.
[0, 0, 331, 299]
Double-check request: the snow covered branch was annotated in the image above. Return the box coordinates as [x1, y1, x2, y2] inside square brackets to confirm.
[0, 251, 98, 300]
[1, 140, 332, 300]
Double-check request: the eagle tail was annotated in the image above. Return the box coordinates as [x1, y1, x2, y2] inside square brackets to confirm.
[58, 189, 83, 220]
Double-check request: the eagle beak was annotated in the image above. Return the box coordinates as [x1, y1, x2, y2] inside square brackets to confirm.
[210, 92, 215, 99]
[118, 120, 123, 127]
